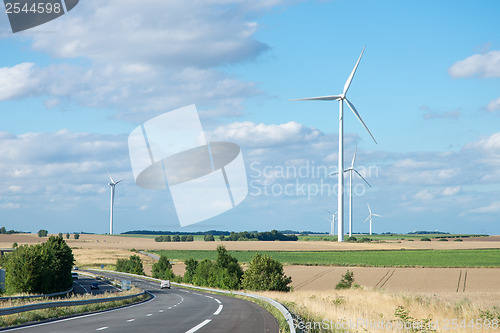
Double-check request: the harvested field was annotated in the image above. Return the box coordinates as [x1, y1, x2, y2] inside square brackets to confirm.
[285, 266, 500, 293]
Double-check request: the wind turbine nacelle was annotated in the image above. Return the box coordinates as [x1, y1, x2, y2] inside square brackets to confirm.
[4, 0, 79, 33]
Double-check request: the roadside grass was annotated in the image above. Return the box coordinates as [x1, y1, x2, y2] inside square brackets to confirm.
[151, 249, 500, 267]
[0, 288, 148, 328]
[255, 288, 500, 333]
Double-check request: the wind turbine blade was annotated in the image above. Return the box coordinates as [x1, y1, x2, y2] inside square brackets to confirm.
[353, 169, 372, 187]
[108, 172, 114, 184]
[290, 95, 342, 101]
[330, 169, 349, 176]
[345, 98, 377, 144]
[343, 46, 365, 95]
[351, 145, 357, 168]
[367, 203, 372, 214]
[115, 179, 124, 185]
[373, 214, 383, 217]
[363, 216, 369, 224]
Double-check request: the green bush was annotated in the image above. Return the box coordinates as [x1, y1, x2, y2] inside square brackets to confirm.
[152, 256, 175, 280]
[186, 235, 194, 242]
[116, 255, 145, 275]
[172, 235, 180, 242]
[346, 236, 358, 242]
[183, 245, 243, 290]
[180, 235, 187, 242]
[438, 238, 448, 242]
[357, 237, 372, 243]
[73, 233, 80, 240]
[242, 253, 292, 292]
[420, 237, 431, 242]
[335, 270, 358, 290]
[454, 238, 463, 242]
[37, 229, 48, 237]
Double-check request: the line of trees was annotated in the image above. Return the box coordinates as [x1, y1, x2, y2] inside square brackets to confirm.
[155, 235, 194, 242]
[4, 236, 74, 294]
[151, 246, 292, 292]
[219, 230, 298, 242]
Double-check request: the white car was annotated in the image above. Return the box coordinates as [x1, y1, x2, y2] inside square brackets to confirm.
[160, 280, 171, 289]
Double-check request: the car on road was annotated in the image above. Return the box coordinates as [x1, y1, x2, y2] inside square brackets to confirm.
[90, 282, 99, 290]
[160, 280, 171, 289]
[72, 272, 78, 279]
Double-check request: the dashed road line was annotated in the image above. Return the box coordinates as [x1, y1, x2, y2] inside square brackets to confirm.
[185, 319, 211, 333]
[96, 327, 108, 331]
[147, 314, 152, 317]
[126, 319, 135, 322]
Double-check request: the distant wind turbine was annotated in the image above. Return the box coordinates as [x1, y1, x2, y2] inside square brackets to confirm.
[324, 210, 337, 236]
[292, 47, 376, 242]
[108, 173, 123, 235]
[332, 146, 372, 237]
[363, 204, 382, 235]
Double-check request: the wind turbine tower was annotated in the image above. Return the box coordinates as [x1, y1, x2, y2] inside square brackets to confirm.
[108, 174, 123, 235]
[363, 204, 382, 235]
[293, 47, 376, 242]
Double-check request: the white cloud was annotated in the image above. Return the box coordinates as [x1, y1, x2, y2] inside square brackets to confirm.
[0, 63, 39, 100]
[469, 201, 500, 214]
[448, 50, 500, 78]
[441, 186, 461, 196]
[463, 132, 500, 152]
[207, 121, 321, 147]
[0, 0, 298, 121]
[486, 97, 500, 112]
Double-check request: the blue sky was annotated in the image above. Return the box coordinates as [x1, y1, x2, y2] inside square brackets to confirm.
[1, 0, 500, 235]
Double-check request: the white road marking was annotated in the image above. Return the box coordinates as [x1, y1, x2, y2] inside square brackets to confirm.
[147, 314, 152, 317]
[168, 307, 172, 309]
[213, 304, 223, 316]
[126, 319, 135, 322]
[159, 310, 164, 313]
[96, 327, 108, 331]
[215, 298, 221, 304]
[185, 319, 211, 333]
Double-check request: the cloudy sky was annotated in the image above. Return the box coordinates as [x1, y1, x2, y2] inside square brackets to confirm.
[1, 0, 499, 235]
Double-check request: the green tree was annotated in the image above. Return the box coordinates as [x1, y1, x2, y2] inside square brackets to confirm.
[204, 234, 215, 242]
[172, 235, 180, 242]
[5, 236, 74, 294]
[73, 233, 80, 240]
[219, 234, 225, 241]
[152, 256, 175, 280]
[116, 255, 145, 275]
[186, 235, 194, 242]
[37, 229, 48, 237]
[242, 253, 292, 292]
[58, 232, 63, 238]
[183, 258, 198, 284]
[65, 233, 70, 239]
[180, 235, 187, 242]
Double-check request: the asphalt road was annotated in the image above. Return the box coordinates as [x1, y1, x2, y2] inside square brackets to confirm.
[3, 271, 279, 333]
[72, 273, 121, 296]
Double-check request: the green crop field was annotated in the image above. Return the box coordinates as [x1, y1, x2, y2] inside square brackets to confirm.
[151, 249, 500, 268]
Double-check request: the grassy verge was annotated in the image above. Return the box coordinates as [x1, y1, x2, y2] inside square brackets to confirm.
[151, 249, 500, 267]
[0, 289, 149, 328]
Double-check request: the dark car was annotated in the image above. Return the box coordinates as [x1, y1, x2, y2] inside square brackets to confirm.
[90, 282, 99, 290]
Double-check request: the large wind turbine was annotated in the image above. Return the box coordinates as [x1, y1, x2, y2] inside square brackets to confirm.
[108, 174, 123, 235]
[363, 204, 382, 235]
[292, 47, 376, 242]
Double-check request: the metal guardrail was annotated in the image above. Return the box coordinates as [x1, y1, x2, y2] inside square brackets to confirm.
[0, 288, 74, 302]
[88, 268, 296, 333]
[0, 291, 148, 316]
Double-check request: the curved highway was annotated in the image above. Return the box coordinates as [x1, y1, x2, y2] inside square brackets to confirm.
[2, 271, 278, 333]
